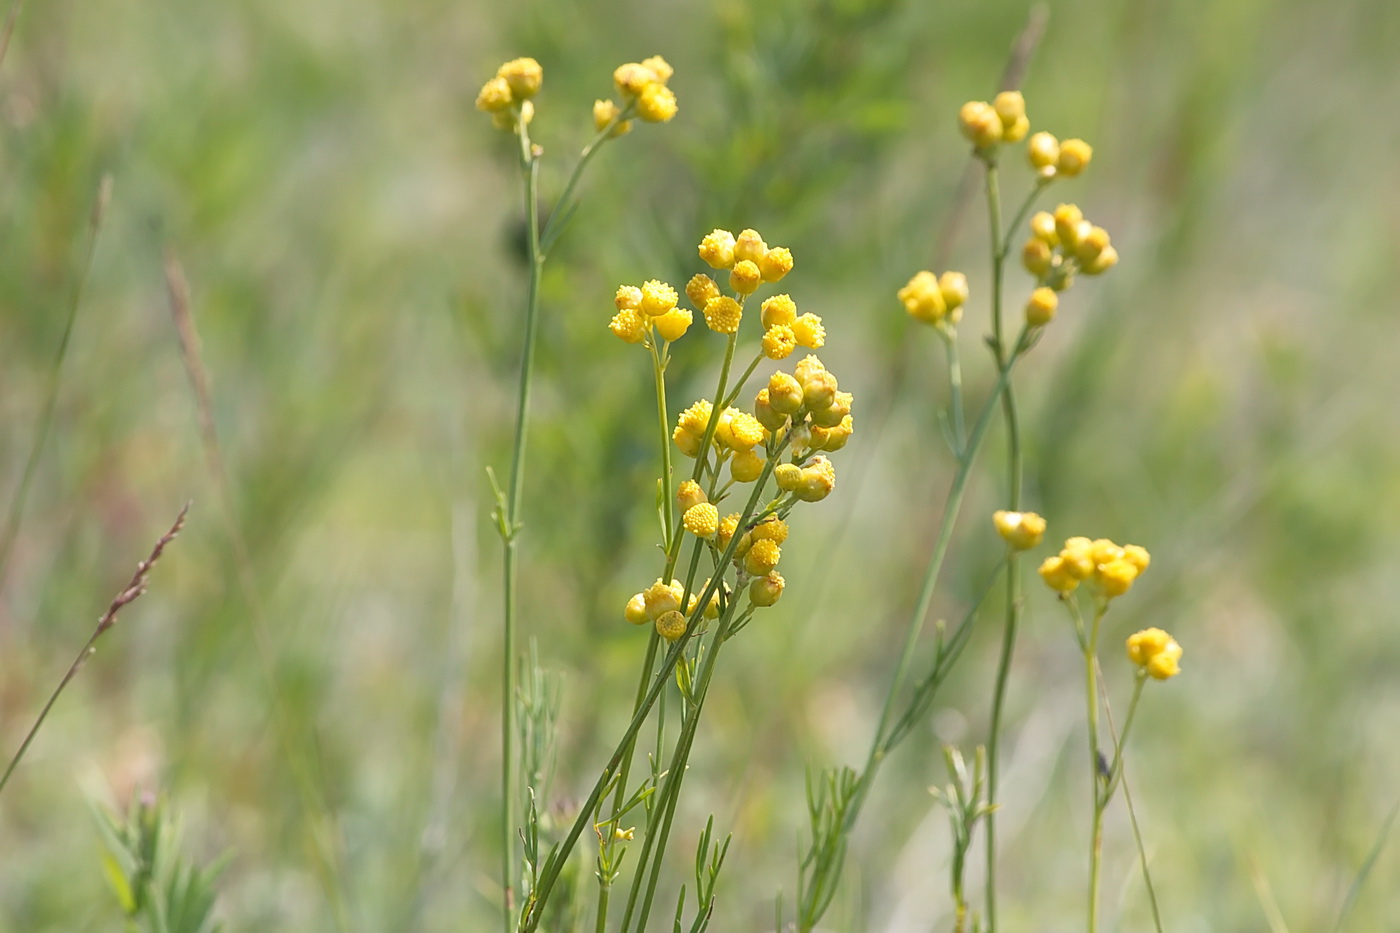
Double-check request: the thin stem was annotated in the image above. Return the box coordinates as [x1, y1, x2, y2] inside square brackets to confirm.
[540, 111, 630, 255]
[1084, 607, 1107, 933]
[941, 330, 967, 454]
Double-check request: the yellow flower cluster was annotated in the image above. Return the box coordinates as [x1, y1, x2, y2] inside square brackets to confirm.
[609, 280, 693, 345]
[958, 91, 1030, 148]
[1020, 203, 1118, 326]
[1126, 627, 1183, 680]
[992, 510, 1047, 551]
[714, 514, 789, 607]
[596, 55, 678, 133]
[625, 576, 725, 642]
[1026, 132, 1093, 181]
[897, 270, 969, 329]
[1038, 536, 1150, 600]
[475, 57, 544, 131]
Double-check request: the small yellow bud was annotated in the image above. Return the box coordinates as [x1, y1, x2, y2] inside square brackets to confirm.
[1080, 245, 1118, 276]
[703, 296, 743, 334]
[716, 513, 741, 549]
[676, 479, 707, 511]
[763, 324, 797, 360]
[476, 76, 514, 113]
[898, 270, 947, 324]
[743, 538, 781, 576]
[640, 279, 678, 317]
[767, 371, 804, 415]
[593, 99, 632, 137]
[1074, 226, 1112, 265]
[688, 580, 724, 619]
[672, 425, 702, 458]
[1146, 641, 1183, 680]
[791, 313, 826, 349]
[1127, 628, 1182, 681]
[759, 247, 794, 282]
[1053, 204, 1085, 247]
[655, 609, 687, 642]
[614, 825, 635, 841]
[958, 100, 1004, 149]
[715, 408, 765, 450]
[802, 369, 839, 412]
[1121, 545, 1151, 572]
[730, 447, 765, 483]
[1056, 138, 1093, 177]
[809, 389, 852, 428]
[1029, 211, 1060, 244]
[683, 502, 720, 538]
[699, 230, 737, 270]
[993, 510, 1047, 550]
[685, 274, 721, 310]
[1027, 131, 1060, 169]
[643, 579, 683, 619]
[1001, 114, 1030, 143]
[624, 592, 649, 625]
[761, 294, 798, 328]
[613, 62, 657, 98]
[653, 307, 692, 342]
[1025, 287, 1058, 327]
[1097, 559, 1140, 598]
[938, 271, 969, 311]
[774, 462, 803, 492]
[1060, 537, 1096, 579]
[749, 571, 785, 607]
[1091, 539, 1123, 565]
[1022, 238, 1054, 278]
[751, 516, 789, 544]
[636, 82, 678, 123]
[615, 285, 643, 310]
[497, 58, 543, 100]
[993, 90, 1025, 127]
[640, 55, 674, 85]
[734, 228, 767, 264]
[818, 414, 854, 451]
[677, 399, 713, 436]
[609, 308, 648, 344]
[729, 259, 762, 296]
[795, 456, 836, 503]
[754, 388, 787, 432]
[1038, 555, 1080, 594]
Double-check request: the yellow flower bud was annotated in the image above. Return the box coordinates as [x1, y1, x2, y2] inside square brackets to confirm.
[761, 294, 797, 328]
[1056, 138, 1093, 177]
[1060, 537, 1096, 579]
[729, 259, 762, 296]
[676, 479, 707, 511]
[609, 308, 647, 343]
[1146, 641, 1182, 680]
[754, 388, 787, 432]
[625, 592, 649, 625]
[685, 274, 721, 310]
[1074, 226, 1112, 265]
[749, 571, 785, 607]
[643, 579, 684, 619]
[653, 307, 692, 342]
[1081, 245, 1118, 276]
[820, 414, 854, 451]
[497, 57, 543, 100]
[615, 285, 643, 310]
[1029, 211, 1059, 244]
[1025, 287, 1058, 327]
[898, 270, 947, 324]
[698, 229, 736, 270]
[683, 502, 720, 538]
[938, 271, 969, 310]
[677, 399, 713, 436]
[763, 324, 797, 360]
[1097, 559, 1139, 597]
[751, 516, 789, 544]
[1053, 204, 1085, 247]
[1001, 113, 1030, 143]
[734, 228, 767, 264]
[774, 462, 802, 492]
[743, 538, 781, 576]
[672, 425, 702, 458]
[640, 279, 678, 317]
[1121, 545, 1151, 572]
[613, 62, 657, 98]
[716, 513, 741, 549]
[792, 354, 826, 385]
[1022, 238, 1054, 278]
[593, 99, 632, 137]
[476, 76, 514, 113]
[715, 408, 765, 450]
[759, 247, 794, 282]
[792, 313, 826, 349]
[1027, 131, 1060, 169]
[655, 609, 687, 642]
[795, 456, 836, 502]
[688, 580, 724, 619]
[636, 82, 677, 123]
[1091, 538, 1123, 566]
[730, 447, 765, 483]
[1038, 555, 1080, 594]
[802, 369, 839, 412]
[640, 55, 673, 84]
[767, 371, 804, 414]
[1127, 628, 1181, 680]
[958, 100, 1003, 148]
[703, 296, 743, 334]
[993, 90, 1025, 127]
[993, 510, 1047, 550]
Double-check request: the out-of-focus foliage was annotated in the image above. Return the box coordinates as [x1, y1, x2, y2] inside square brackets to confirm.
[2, 0, 1399, 929]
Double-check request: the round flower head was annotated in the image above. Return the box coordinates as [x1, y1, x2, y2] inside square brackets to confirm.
[497, 58, 543, 100]
[698, 229, 737, 270]
[795, 456, 837, 502]
[1081, 245, 1118, 276]
[683, 502, 720, 538]
[1121, 544, 1151, 572]
[730, 447, 765, 483]
[992, 90, 1029, 143]
[677, 399, 714, 436]
[734, 228, 767, 264]
[703, 296, 743, 334]
[749, 571, 785, 607]
[767, 371, 804, 414]
[654, 307, 692, 342]
[774, 462, 802, 492]
[1022, 238, 1053, 277]
[613, 62, 657, 98]
[655, 609, 687, 642]
[743, 538, 781, 576]
[759, 247, 794, 282]
[958, 100, 1003, 148]
[716, 513, 741, 549]
[637, 82, 678, 123]
[609, 307, 647, 343]
[751, 516, 789, 544]
[899, 270, 948, 324]
[818, 414, 853, 451]
[593, 99, 633, 137]
[624, 592, 649, 625]
[1127, 628, 1182, 680]
[688, 579, 724, 619]
[993, 510, 1047, 550]
[729, 259, 762, 296]
[686, 274, 721, 310]
[1074, 226, 1112, 266]
[809, 389, 851, 428]
[476, 76, 514, 113]
[1053, 204, 1086, 246]
[672, 424, 702, 458]
[1038, 555, 1079, 594]
[761, 294, 797, 329]
[715, 408, 765, 450]
[643, 579, 684, 618]
[1029, 211, 1060, 244]
[676, 479, 707, 511]
[1147, 640, 1183, 680]
[1025, 287, 1058, 327]
[792, 354, 826, 385]
[641, 279, 678, 317]
[1056, 138, 1093, 177]
[939, 272, 969, 311]
[802, 369, 839, 412]
[615, 285, 643, 310]
[753, 389, 787, 432]
[763, 324, 797, 360]
[1059, 537, 1096, 579]
[1027, 132, 1060, 170]
[1097, 559, 1140, 598]
[792, 313, 826, 349]
[640, 55, 674, 84]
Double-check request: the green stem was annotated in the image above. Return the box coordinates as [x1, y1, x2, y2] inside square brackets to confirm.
[540, 110, 630, 255]
[941, 329, 967, 454]
[1085, 607, 1106, 933]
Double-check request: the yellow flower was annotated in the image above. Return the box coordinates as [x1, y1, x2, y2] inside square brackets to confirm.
[733, 228, 767, 264]
[685, 274, 721, 310]
[1053, 204, 1086, 248]
[1056, 138, 1093, 177]
[640, 279, 678, 317]
[792, 313, 826, 349]
[751, 516, 789, 544]
[939, 271, 969, 311]
[476, 76, 514, 113]
[688, 580, 724, 619]
[698, 229, 737, 270]
[753, 389, 786, 432]
[809, 389, 851, 428]
[655, 609, 687, 642]
[640, 55, 674, 84]
[615, 285, 644, 310]
[993, 510, 1047, 550]
[1147, 643, 1183, 680]
[677, 399, 714, 436]
[729, 259, 762, 296]
[642, 579, 684, 619]
[637, 82, 678, 123]
[715, 408, 765, 450]
[497, 57, 543, 100]
[676, 479, 707, 511]
[1127, 628, 1182, 680]
[1038, 555, 1079, 594]
[761, 294, 798, 328]
[759, 247, 794, 282]
[1081, 245, 1118, 276]
[609, 308, 647, 343]
[1121, 545, 1151, 572]
[1060, 537, 1096, 579]
[763, 324, 797, 360]
[1097, 559, 1140, 598]
[683, 502, 720, 538]
[593, 99, 633, 137]
[818, 414, 854, 451]
[801, 369, 838, 412]
[898, 270, 947, 324]
[1029, 211, 1059, 244]
[958, 100, 1003, 149]
[1025, 287, 1058, 327]
[743, 538, 781, 576]
[795, 456, 836, 502]
[716, 513, 741, 549]
[993, 91, 1026, 136]
[703, 295, 743, 334]
[774, 462, 802, 492]
[749, 571, 785, 607]
[624, 592, 649, 625]
[730, 447, 765, 483]
[1022, 238, 1053, 278]
[1074, 226, 1112, 266]
[1027, 131, 1060, 170]
[653, 307, 692, 342]
[767, 371, 804, 414]
[614, 62, 658, 98]
[672, 425, 702, 458]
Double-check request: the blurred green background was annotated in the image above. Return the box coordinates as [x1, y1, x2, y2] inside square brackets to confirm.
[3, 0, 1399, 929]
